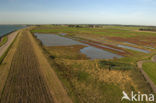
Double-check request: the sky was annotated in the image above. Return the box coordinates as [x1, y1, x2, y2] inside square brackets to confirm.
[0, 0, 156, 25]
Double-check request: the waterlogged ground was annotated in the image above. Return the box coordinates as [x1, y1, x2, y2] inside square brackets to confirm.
[35, 33, 123, 59]
[80, 46, 123, 59]
[34, 33, 85, 46]
[117, 44, 150, 53]
[32, 25, 154, 103]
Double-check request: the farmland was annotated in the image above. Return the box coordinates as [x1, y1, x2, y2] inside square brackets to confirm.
[31, 25, 156, 102]
[32, 25, 156, 38]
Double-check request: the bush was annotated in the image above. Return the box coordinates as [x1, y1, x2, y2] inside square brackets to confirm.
[99, 61, 135, 70]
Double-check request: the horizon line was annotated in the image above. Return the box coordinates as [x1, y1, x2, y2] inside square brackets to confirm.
[0, 23, 156, 27]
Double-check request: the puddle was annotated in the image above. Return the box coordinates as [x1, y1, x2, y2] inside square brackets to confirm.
[124, 42, 137, 46]
[35, 33, 123, 59]
[80, 46, 123, 59]
[60, 33, 67, 36]
[96, 44, 124, 52]
[77, 39, 124, 52]
[124, 42, 155, 50]
[117, 44, 150, 53]
[144, 46, 155, 49]
[35, 33, 86, 46]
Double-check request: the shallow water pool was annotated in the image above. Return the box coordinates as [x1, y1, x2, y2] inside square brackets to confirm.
[117, 44, 150, 53]
[35, 33, 123, 59]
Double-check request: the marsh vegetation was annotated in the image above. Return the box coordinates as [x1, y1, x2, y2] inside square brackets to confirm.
[31, 25, 156, 103]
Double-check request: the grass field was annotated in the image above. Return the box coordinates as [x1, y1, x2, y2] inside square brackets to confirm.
[0, 31, 53, 103]
[143, 62, 156, 85]
[32, 25, 156, 51]
[32, 25, 156, 63]
[0, 36, 8, 47]
[32, 25, 156, 38]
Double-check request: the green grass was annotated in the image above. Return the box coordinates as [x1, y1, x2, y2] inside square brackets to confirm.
[98, 82, 122, 103]
[99, 60, 135, 70]
[77, 71, 90, 82]
[102, 25, 143, 30]
[0, 36, 8, 47]
[32, 25, 156, 38]
[143, 62, 156, 85]
[113, 48, 156, 65]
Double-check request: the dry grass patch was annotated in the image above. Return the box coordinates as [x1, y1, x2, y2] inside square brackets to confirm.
[52, 59, 152, 103]
[45, 45, 88, 60]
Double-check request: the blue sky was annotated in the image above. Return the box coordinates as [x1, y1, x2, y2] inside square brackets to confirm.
[0, 0, 156, 25]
